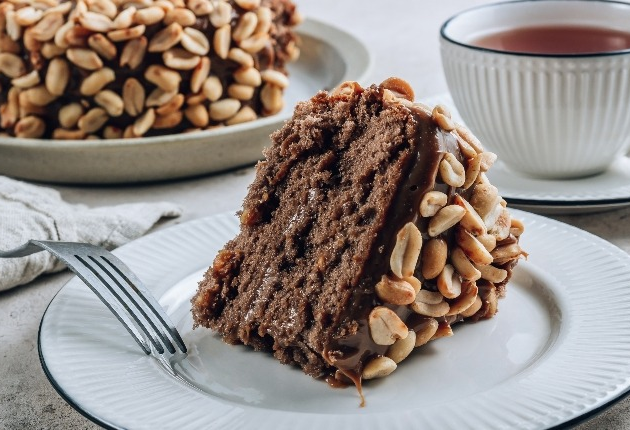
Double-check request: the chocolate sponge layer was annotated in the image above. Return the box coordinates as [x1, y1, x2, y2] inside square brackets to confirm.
[192, 84, 445, 377]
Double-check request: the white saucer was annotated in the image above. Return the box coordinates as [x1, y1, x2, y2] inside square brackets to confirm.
[486, 157, 630, 214]
[421, 94, 630, 214]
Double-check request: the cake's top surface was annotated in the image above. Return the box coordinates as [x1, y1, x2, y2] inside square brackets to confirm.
[192, 77, 526, 404]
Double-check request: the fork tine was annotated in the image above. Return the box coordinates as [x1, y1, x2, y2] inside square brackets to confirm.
[100, 254, 187, 354]
[76, 254, 170, 354]
[17, 240, 187, 355]
[87, 255, 177, 354]
[56, 254, 153, 355]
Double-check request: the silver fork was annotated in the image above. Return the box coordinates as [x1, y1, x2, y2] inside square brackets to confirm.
[0, 240, 186, 356]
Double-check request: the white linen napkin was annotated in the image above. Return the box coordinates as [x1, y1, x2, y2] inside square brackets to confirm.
[0, 176, 182, 291]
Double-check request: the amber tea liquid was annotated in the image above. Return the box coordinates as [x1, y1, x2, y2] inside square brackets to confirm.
[471, 25, 630, 54]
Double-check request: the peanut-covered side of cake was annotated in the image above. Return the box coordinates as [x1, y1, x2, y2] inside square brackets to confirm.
[0, 0, 301, 139]
[192, 77, 526, 402]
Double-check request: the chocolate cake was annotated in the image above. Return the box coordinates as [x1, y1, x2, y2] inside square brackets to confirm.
[0, 0, 301, 139]
[192, 78, 526, 403]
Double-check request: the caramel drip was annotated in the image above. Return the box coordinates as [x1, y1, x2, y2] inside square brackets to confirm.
[324, 103, 463, 397]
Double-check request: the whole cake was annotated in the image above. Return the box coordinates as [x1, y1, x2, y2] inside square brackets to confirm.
[192, 78, 526, 402]
[0, 0, 301, 139]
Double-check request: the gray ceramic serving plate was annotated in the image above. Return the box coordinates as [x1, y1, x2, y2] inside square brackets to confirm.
[0, 18, 371, 184]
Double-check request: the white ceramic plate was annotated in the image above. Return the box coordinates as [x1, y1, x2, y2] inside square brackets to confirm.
[0, 19, 371, 184]
[422, 94, 630, 214]
[40, 211, 630, 430]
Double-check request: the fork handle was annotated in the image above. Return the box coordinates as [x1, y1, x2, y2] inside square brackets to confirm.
[0, 240, 48, 258]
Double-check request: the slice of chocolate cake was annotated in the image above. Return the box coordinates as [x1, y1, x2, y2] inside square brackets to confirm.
[192, 77, 526, 403]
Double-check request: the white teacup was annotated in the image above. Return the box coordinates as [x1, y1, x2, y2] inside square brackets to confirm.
[440, 0, 630, 179]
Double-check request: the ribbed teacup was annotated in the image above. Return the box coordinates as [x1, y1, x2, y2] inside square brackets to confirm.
[440, 0, 630, 179]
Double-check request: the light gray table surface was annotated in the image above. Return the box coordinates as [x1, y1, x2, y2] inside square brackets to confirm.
[2, 1, 630, 429]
